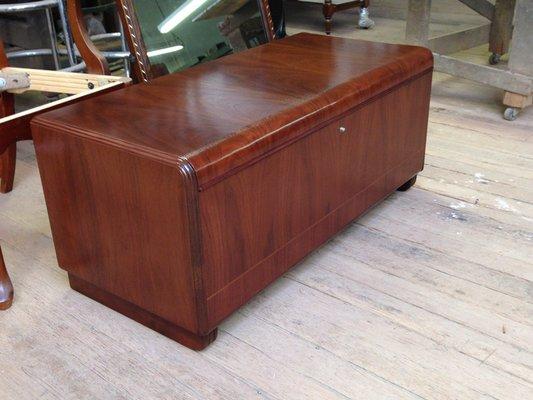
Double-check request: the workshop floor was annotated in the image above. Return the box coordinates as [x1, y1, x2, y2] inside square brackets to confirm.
[1, 4, 532, 399]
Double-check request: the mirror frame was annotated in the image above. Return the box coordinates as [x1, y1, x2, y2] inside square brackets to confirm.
[115, 0, 277, 83]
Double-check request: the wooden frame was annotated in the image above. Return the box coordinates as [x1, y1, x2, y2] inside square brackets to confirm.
[67, 0, 111, 75]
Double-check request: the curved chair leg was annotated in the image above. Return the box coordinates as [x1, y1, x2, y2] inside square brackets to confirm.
[0, 143, 16, 194]
[397, 175, 417, 192]
[0, 247, 14, 310]
[323, 0, 334, 35]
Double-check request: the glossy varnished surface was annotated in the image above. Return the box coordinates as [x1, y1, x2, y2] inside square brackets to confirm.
[0, 247, 13, 310]
[32, 33, 433, 348]
[201, 73, 432, 327]
[33, 131, 202, 333]
[34, 33, 432, 187]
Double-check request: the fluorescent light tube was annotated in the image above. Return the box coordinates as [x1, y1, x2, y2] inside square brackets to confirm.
[147, 45, 184, 57]
[158, 0, 210, 34]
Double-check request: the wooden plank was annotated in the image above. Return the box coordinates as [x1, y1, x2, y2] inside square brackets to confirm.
[457, 0, 494, 20]
[508, 0, 533, 76]
[429, 23, 490, 55]
[285, 257, 533, 383]
[222, 314, 423, 400]
[1, 67, 128, 95]
[434, 54, 533, 95]
[405, 0, 431, 45]
[0, 72, 30, 92]
[239, 277, 533, 400]
[503, 91, 533, 109]
[0, 80, 126, 150]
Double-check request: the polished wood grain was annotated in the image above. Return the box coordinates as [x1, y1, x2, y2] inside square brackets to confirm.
[0, 245, 13, 310]
[0, 142, 15, 194]
[36, 33, 433, 189]
[201, 72, 431, 326]
[68, 274, 217, 350]
[0, 41, 16, 195]
[0, 41, 15, 310]
[0, 38, 128, 310]
[32, 131, 204, 332]
[67, 0, 110, 75]
[32, 33, 433, 349]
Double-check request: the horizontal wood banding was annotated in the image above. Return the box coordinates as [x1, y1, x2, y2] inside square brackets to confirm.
[69, 274, 217, 350]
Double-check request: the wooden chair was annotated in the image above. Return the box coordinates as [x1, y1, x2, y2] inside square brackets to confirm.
[68, 0, 277, 83]
[323, 0, 373, 34]
[1, 0, 273, 311]
[0, 33, 129, 310]
[0, 41, 15, 309]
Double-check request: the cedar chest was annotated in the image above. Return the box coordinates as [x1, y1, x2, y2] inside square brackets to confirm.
[32, 33, 433, 350]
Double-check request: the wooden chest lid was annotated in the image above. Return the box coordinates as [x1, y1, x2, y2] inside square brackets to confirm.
[33, 33, 433, 189]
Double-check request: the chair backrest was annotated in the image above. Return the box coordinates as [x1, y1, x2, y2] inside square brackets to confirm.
[69, 0, 278, 84]
[67, 0, 110, 75]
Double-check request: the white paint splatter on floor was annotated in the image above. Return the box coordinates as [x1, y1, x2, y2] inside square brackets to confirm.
[494, 198, 519, 213]
[474, 173, 490, 184]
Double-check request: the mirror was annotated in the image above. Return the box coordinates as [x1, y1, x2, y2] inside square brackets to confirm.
[116, 0, 276, 82]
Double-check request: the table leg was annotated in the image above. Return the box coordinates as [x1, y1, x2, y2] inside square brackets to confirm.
[503, 0, 533, 120]
[489, 0, 515, 65]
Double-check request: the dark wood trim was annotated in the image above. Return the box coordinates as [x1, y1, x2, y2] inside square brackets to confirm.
[115, 0, 154, 83]
[259, 0, 277, 40]
[67, 0, 110, 74]
[0, 41, 15, 310]
[0, 41, 16, 194]
[0, 246, 13, 311]
[177, 160, 210, 335]
[69, 274, 217, 350]
[0, 143, 16, 194]
[396, 175, 418, 191]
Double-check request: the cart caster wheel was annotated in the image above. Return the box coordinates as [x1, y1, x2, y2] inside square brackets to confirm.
[503, 107, 518, 121]
[397, 176, 417, 192]
[489, 53, 501, 65]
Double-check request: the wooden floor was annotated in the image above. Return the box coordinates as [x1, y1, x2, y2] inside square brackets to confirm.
[1, 5, 532, 399]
